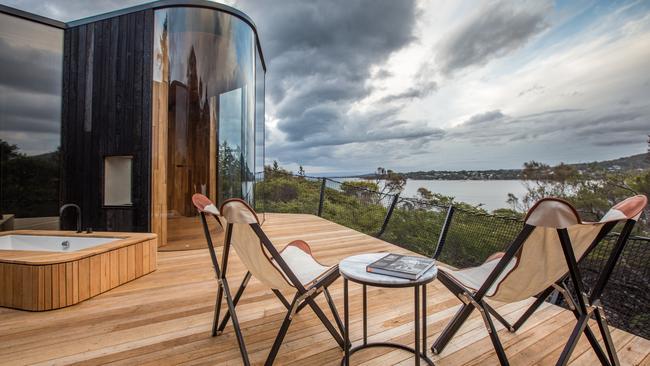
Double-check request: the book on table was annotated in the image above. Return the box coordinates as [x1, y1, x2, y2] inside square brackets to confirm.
[366, 253, 435, 280]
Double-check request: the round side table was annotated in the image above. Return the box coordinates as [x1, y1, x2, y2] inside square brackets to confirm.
[339, 253, 437, 366]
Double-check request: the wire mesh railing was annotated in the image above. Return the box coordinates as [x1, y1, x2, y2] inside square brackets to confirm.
[577, 234, 650, 339]
[436, 207, 523, 268]
[255, 171, 396, 236]
[379, 199, 449, 257]
[321, 178, 395, 236]
[254, 171, 323, 216]
[256, 171, 649, 338]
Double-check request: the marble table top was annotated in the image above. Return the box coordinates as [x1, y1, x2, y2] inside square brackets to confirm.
[339, 252, 437, 287]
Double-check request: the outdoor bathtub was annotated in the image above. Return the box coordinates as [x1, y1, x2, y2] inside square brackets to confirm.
[0, 230, 157, 311]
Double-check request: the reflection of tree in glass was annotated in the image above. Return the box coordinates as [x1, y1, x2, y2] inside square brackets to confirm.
[218, 141, 242, 205]
[156, 15, 168, 80]
[0, 139, 60, 218]
[166, 43, 214, 217]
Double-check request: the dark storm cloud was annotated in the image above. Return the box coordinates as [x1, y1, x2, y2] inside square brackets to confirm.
[593, 137, 647, 147]
[463, 109, 505, 126]
[518, 84, 544, 97]
[0, 38, 61, 95]
[519, 109, 583, 119]
[277, 102, 444, 148]
[379, 80, 438, 103]
[0, 87, 61, 133]
[3, 0, 428, 166]
[450, 107, 649, 148]
[437, 2, 549, 75]
[375, 69, 393, 79]
[277, 105, 339, 141]
[247, 0, 417, 108]
[2, 0, 149, 21]
[379, 88, 427, 103]
[236, 0, 419, 147]
[297, 124, 446, 148]
[274, 77, 369, 119]
[246, 0, 417, 73]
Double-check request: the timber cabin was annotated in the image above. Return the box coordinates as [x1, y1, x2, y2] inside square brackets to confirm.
[0, 0, 266, 249]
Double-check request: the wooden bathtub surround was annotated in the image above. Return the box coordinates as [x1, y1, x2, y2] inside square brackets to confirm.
[0, 230, 157, 311]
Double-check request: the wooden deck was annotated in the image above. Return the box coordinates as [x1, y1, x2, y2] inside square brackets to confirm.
[0, 213, 648, 365]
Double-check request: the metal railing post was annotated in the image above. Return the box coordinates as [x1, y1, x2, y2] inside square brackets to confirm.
[317, 178, 326, 217]
[433, 205, 455, 260]
[377, 193, 400, 237]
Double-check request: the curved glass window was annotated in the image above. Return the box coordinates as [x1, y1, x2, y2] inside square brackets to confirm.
[152, 7, 263, 248]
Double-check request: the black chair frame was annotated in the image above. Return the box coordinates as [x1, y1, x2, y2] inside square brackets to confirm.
[431, 205, 636, 366]
[199, 211, 345, 366]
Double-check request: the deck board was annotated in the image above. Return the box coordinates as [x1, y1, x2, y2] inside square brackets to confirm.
[0, 213, 648, 365]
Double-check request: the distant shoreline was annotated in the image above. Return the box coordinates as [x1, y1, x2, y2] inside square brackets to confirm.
[339, 152, 648, 181]
[331, 176, 522, 181]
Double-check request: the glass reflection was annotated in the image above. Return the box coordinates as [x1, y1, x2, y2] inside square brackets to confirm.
[152, 7, 261, 248]
[219, 87, 243, 201]
[254, 48, 265, 214]
[0, 12, 63, 231]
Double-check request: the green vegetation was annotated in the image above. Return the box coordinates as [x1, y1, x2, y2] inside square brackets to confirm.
[0, 140, 60, 218]
[256, 160, 649, 337]
[257, 164, 389, 235]
[507, 160, 649, 234]
[219, 142, 244, 204]
[257, 162, 523, 267]
[257, 159, 648, 265]
[398, 168, 521, 180]
[256, 165, 321, 215]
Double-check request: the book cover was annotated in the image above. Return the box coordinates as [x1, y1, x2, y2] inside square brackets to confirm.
[366, 253, 435, 280]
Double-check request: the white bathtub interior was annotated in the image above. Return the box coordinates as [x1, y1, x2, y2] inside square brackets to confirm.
[0, 235, 120, 252]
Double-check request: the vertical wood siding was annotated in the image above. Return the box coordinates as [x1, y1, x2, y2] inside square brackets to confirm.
[61, 10, 154, 232]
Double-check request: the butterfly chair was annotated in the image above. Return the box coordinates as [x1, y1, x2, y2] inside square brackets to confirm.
[193, 195, 345, 366]
[430, 195, 647, 366]
[192, 194, 291, 342]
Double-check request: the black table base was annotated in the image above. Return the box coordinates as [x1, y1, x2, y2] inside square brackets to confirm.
[342, 342, 434, 366]
[341, 280, 435, 366]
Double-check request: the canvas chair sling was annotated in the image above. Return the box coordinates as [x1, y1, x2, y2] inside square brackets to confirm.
[194, 199, 324, 342]
[203, 198, 345, 366]
[433, 205, 615, 334]
[431, 195, 647, 366]
[193, 194, 291, 364]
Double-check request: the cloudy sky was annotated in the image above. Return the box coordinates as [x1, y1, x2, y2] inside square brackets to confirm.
[2, 0, 649, 173]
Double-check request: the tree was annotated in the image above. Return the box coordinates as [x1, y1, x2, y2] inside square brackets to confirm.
[341, 181, 379, 204]
[371, 167, 406, 199]
[491, 208, 523, 219]
[417, 187, 434, 200]
[514, 160, 578, 210]
[265, 161, 292, 179]
[1, 139, 60, 217]
[218, 141, 243, 201]
[412, 186, 485, 212]
[508, 160, 648, 233]
[506, 193, 520, 211]
[1, 140, 21, 162]
[298, 165, 305, 177]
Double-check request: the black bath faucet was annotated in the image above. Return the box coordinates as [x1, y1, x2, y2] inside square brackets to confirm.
[59, 203, 82, 233]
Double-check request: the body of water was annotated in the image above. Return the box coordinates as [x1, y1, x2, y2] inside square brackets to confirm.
[337, 178, 527, 212]
[401, 180, 527, 211]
